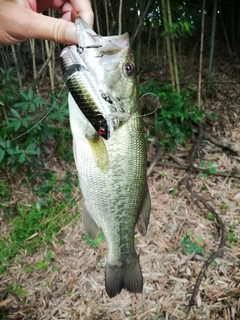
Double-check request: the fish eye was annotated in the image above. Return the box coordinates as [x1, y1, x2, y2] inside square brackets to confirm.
[123, 62, 134, 76]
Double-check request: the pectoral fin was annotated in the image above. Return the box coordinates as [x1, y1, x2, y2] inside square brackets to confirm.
[82, 204, 100, 240]
[137, 184, 151, 236]
[87, 135, 109, 173]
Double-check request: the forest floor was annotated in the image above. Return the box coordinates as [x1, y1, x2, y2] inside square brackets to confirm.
[1, 61, 240, 319]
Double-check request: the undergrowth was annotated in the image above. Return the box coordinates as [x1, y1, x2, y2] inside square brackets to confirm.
[139, 80, 204, 150]
[0, 67, 72, 173]
[0, 170, 80, 274]
[0, 68, 79, 274]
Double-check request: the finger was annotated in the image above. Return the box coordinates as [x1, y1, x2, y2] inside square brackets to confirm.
[34, 13, 78, 44]
[36, 0, 66, 13]
[61, 2, 74, 21]
[70, 0, 94, 26]
[15, 9, 78, 44]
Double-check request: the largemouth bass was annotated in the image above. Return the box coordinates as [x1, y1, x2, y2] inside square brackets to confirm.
[60, 18, 151, 298]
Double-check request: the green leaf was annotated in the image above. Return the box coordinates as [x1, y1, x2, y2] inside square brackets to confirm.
[26, 143, 39, 155]
[6, 148, 14, 155]
[207, 161, 213, 168]
[14, 146, 23, 154]
[30, 102, 36, 112]
[199, 162, 205, 168]
[0, 138, 5, 148]
[14, 120, 21, 131]
[18, 152, 26, 163]
[21, 118, 29, 128]
[60, 100, 68, 110]
[206, 213, 214, 221]
[33, 96, 45, 105]
[26, 143, 36, 151]
[27, 88, 34, 101]
[11, 108, 20, 119]
[0, 149, 5, 161]
[20, 90, 28, 101]
[209, 167, 217, 174]
[13, 102, 29, 113]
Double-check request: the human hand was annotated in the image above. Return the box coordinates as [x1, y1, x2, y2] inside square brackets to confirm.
[0, 0, 93, 45]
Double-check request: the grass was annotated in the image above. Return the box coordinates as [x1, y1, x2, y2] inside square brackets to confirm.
[0, 169, 80, 274]
[7, 283, 28, 297]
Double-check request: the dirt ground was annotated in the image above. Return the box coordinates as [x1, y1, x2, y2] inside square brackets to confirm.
[1, 62, 240, 319]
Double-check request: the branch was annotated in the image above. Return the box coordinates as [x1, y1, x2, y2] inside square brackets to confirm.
[184, 178, 227, 312]
[156, 161, 240, 180]
[203, 130, 239, 153]
[147, 147, 165, 177]
[177, 125, 227, 313]
[193, 126, 240, 153]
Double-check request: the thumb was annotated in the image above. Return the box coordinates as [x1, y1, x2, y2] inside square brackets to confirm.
[28, 11, 78, 44]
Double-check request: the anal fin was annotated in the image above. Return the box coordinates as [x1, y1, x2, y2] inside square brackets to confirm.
[82, 204, 100, 240]
[137, 184, 151, 236]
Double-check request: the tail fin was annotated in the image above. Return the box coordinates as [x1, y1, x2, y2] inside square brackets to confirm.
[105, 255, 143, 298]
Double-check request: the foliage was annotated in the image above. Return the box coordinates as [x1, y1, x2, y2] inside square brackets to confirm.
[7, 283, 27, 297]
[140, 80, 203, 150]
[36, 250, 55, 270]
[0, 68, 71, 172]
[200, 161, 217, 178]
[182, 231, 205, 255]
[0, 67, 18, 106]
[228, 225, 237, 248]
[220, 202, 227, 210]
[84, 232, 105, 247]
[206, 213, 214, 221]
[161, 20, 195, 38]
[0, 170, 79, 273]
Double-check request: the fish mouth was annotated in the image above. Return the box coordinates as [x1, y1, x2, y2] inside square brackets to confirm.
[60, 18, 131, 139]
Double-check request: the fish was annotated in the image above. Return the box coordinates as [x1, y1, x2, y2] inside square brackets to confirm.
[60, 18, 151, 298]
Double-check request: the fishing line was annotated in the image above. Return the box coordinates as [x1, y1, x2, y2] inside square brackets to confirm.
[3, 84, 66, 144]
[139, 92, 161, 117]
[5, 87, 160, 144]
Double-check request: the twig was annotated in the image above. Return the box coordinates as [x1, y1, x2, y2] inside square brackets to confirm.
[190, 125, 203, 169]
[203, 130, 239, 153]
[147, 147, 164, 177]
[185, 179, 227, 312]
[32, 53, 52, 90]
[177, 125, 227, 313]
[156, 162, 240, 180]
[146, 145, 240, 179]
[193, 126, 240, 153]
